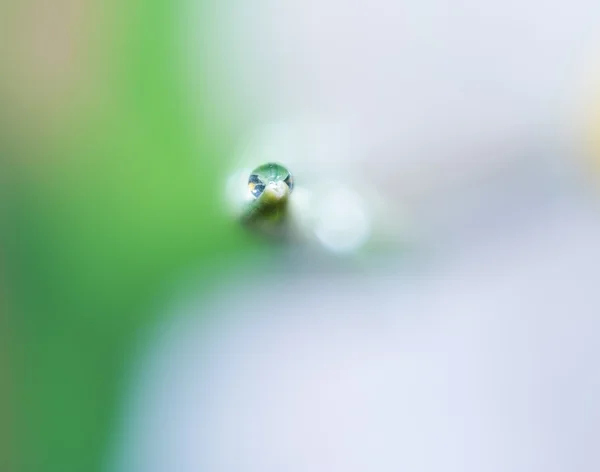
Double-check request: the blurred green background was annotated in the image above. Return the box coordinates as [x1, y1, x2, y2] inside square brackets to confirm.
[2, 1, 600, 471]
[0, 1, 257, 471]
